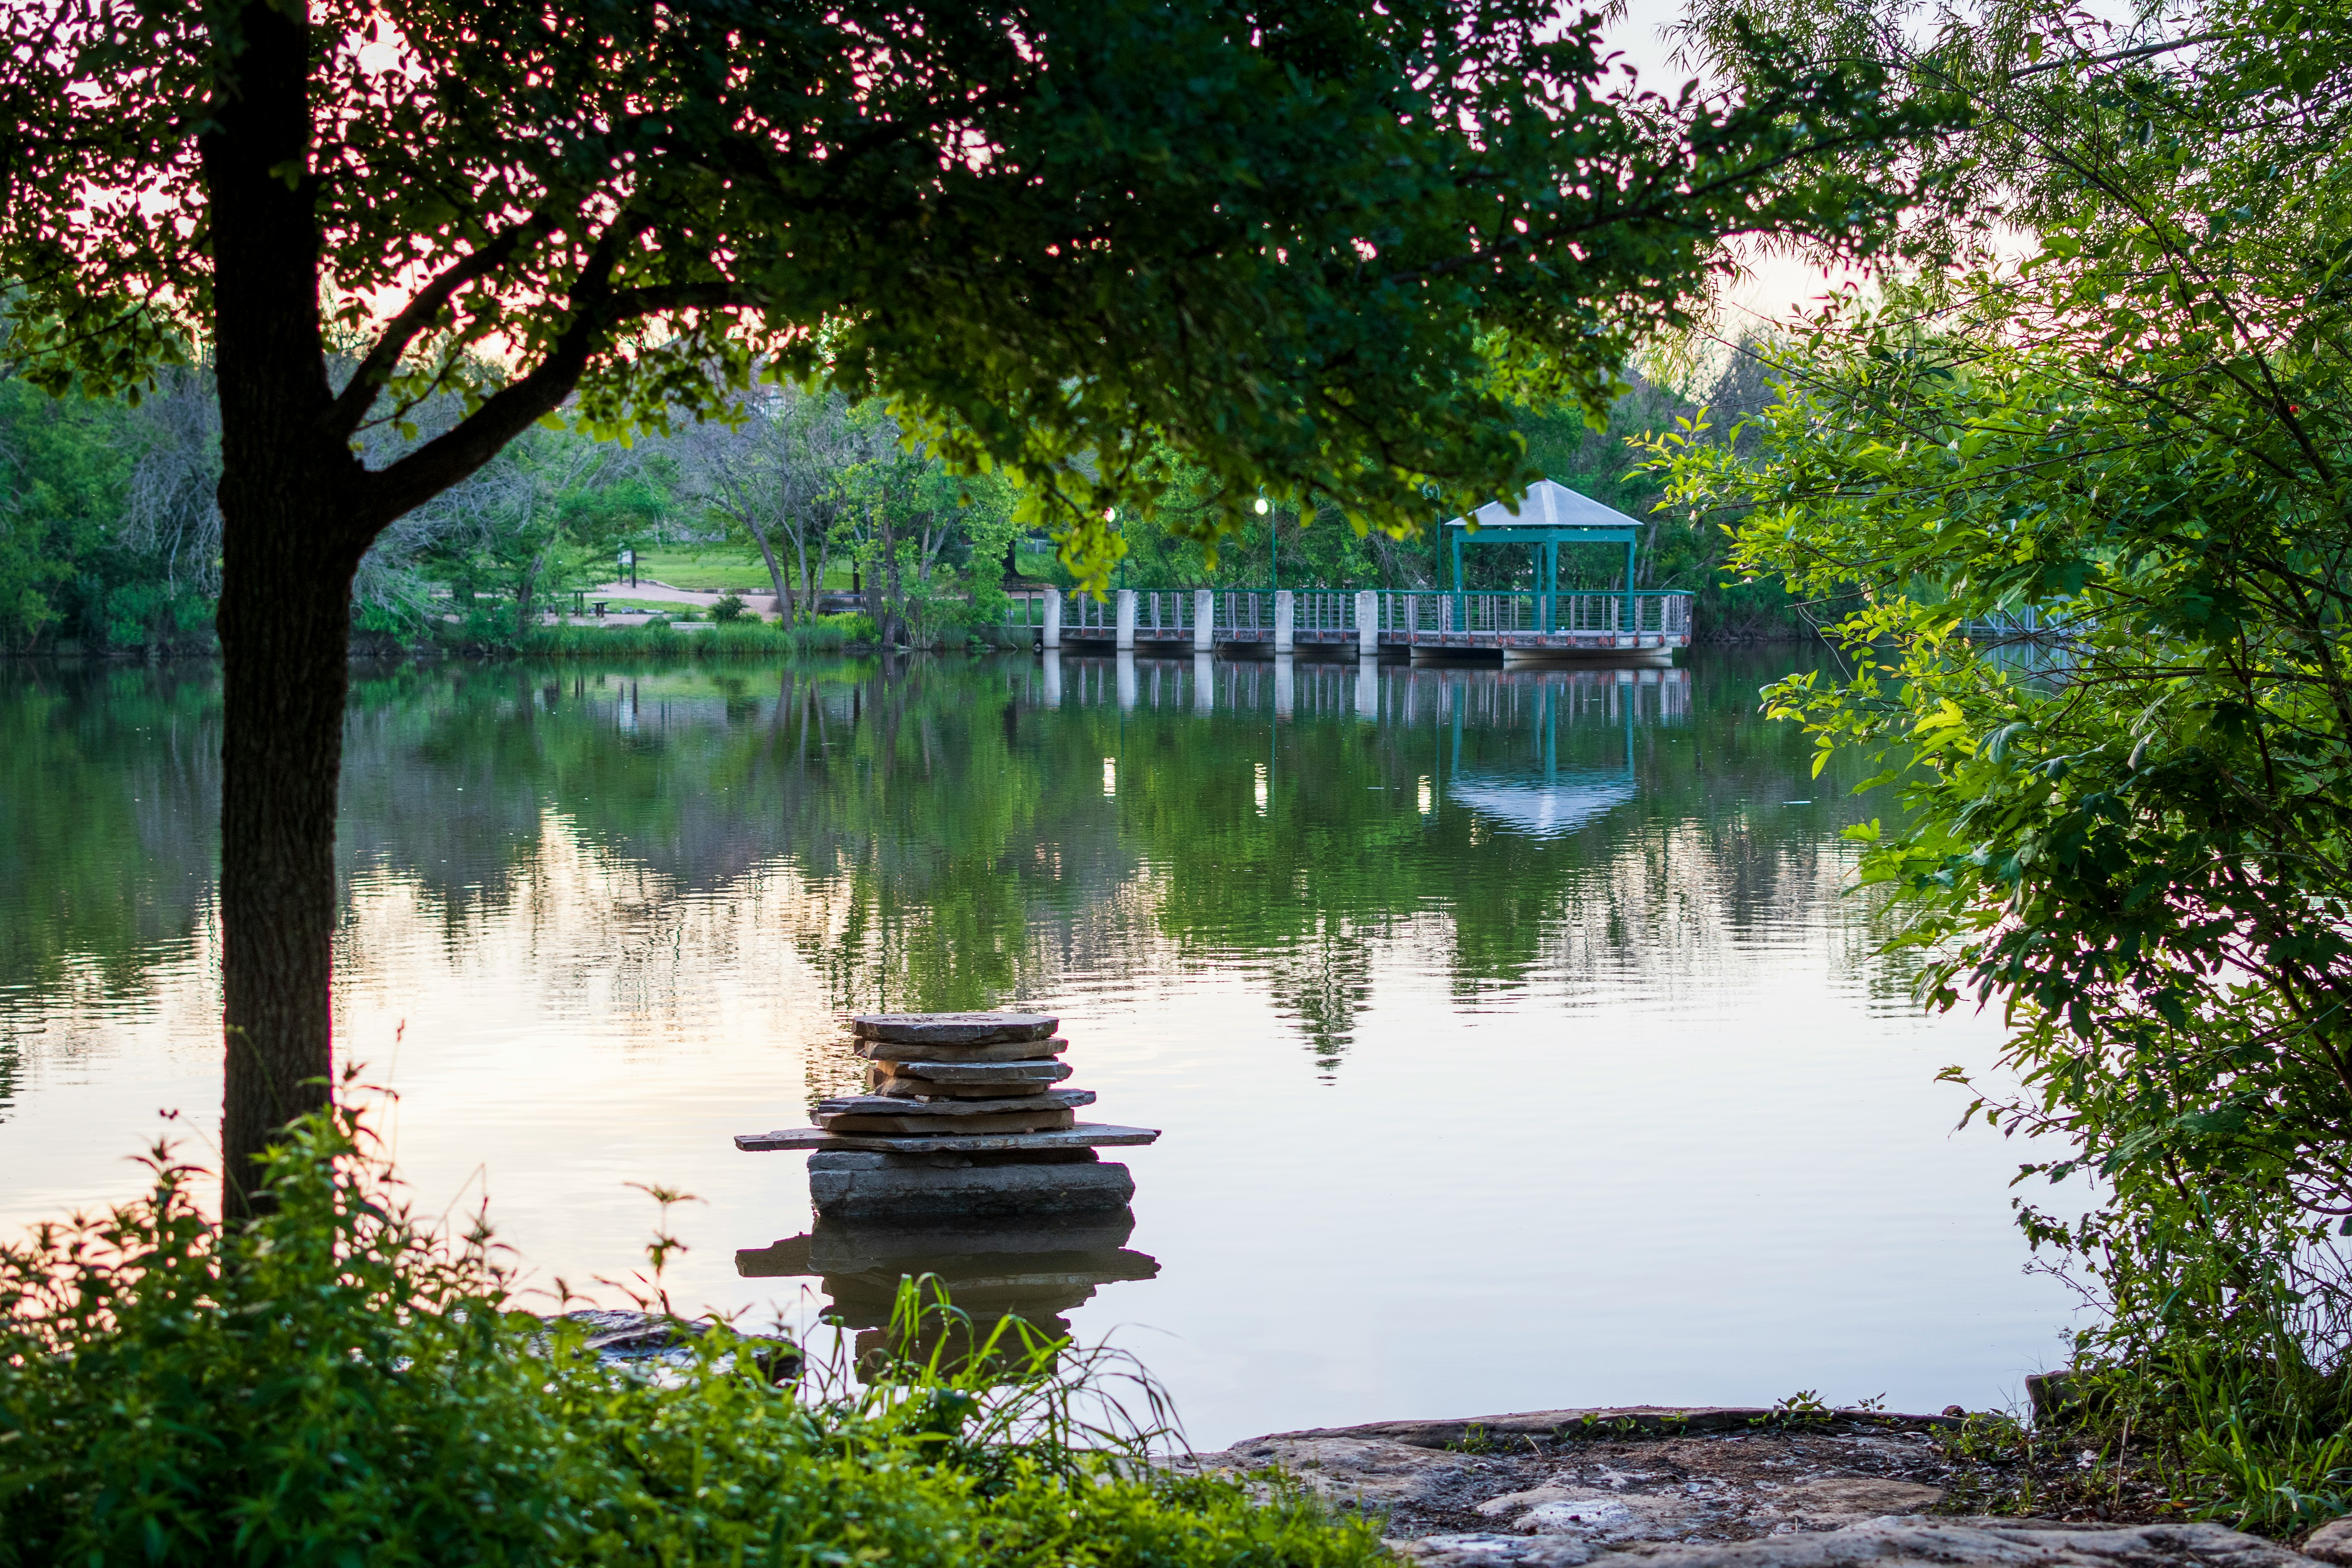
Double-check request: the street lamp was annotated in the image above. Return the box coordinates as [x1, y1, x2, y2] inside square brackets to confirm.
[1255, 494, 1275, 593]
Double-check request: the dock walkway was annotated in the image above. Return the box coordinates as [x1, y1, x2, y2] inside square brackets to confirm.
[1003, 588, 1691, 664]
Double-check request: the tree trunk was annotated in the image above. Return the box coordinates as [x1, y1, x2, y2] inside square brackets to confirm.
[878, 512, 908, 645]
[201, 0, 362, 1219]
[215, 482, 360, 1218]
[515, 547, 546, 641]
[745, 512, 793, 627]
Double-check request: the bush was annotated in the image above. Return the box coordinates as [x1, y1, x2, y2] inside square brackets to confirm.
[0, 1105, 1384, 1568]
[790, 614, 860, 652]
[709, 591, 749, 623]
[507, 618, 862, 658]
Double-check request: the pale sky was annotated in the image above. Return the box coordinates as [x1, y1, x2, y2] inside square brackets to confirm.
[1596, 0, 1881, 351]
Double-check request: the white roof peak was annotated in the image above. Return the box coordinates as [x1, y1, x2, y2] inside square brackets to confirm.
[1447, 478, 1642, 532]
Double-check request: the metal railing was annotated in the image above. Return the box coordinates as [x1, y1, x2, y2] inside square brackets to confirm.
[1004, 588, 1694, 641]
[1131, 590, 1196, 637]
[1378, 590, 1691, 639]
[1213, 591, 1274, 637]
[1292, 591, 1357, 638]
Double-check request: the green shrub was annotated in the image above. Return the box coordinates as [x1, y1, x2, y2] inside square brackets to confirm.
[709, 591, 749, 623]
[0, 1105, 1385, 1568]
[502, 618, 867, 659]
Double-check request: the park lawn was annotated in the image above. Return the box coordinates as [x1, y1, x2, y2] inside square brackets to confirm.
[623, 549, 775, 591]
[625, 549, 861, 593]
[627, 545, 1064, 593]
[576, 597, 719, 616]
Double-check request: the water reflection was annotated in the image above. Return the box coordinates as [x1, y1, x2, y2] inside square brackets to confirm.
[0, 653, 1815, 1076]
[738, 1210, 1160, 1380]
[0, 651, 2077, 1440]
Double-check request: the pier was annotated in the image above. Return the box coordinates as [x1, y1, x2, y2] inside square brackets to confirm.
[1004, 586, 1690, 663]
[1001, 480, 1692, 663]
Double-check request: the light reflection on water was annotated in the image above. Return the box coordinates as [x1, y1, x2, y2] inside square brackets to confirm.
[0, 651, 2078, 1444]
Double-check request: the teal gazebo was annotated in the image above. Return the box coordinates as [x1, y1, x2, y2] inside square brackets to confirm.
[1447, 478, 1643, 631]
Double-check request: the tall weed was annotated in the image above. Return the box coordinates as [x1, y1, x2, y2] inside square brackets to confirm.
[0, 1103, 1382, 1568]
[508, 614, 863, 658]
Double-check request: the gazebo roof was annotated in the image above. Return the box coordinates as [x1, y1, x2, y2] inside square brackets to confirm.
[1445, 768, 1637, 837]
[1446, 478, 1641, 534]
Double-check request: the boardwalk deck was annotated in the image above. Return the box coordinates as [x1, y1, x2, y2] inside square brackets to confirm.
[1003, 588, 1690, 663]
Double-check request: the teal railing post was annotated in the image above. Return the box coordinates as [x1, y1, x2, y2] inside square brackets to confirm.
[1622, 537, 1637, 635]
[1450, 531, 1466, 632]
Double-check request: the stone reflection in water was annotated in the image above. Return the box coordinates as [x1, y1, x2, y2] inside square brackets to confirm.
[736, 1210, 1160, 1380]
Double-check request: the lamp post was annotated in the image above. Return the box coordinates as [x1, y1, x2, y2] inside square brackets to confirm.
[1256, 494, 1275, 592]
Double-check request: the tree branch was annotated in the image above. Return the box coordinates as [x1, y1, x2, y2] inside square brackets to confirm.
[359, 239, 761, 526]
[320, 214, 554, 442]
[2007, 32, 2226, 82]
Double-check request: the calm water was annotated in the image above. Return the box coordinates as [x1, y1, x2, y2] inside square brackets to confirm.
[0, 651, 2078, 1444]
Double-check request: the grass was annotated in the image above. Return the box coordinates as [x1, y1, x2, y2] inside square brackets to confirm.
[622, 544, 1065, 594]
[571, 596, 721, 616]
[624, 549, 858, 594]
[0, 1098, 1391, 1568]
[1925, 1356, 2352, 1536]
[515, 616, 871, 657]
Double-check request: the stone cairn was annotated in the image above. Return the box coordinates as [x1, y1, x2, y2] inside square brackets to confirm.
[736, 1211, 1159, 1379]
[735, 1011, 1160, 1219]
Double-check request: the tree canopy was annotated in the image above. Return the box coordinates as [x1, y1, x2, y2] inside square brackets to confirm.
[3, 0, 1951, 576]
[1648, 0, 2352, 1512]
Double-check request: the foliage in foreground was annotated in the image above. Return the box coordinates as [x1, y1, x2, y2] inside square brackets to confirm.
[0, 1105, 1386, 1567]
[497, 614, 873, 658]
[1647, 2, 2352, 1535]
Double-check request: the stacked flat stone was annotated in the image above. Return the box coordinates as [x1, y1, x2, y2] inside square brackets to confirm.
[821, 1013, 1085, 1135]
[734, 1012, 1161, 1217]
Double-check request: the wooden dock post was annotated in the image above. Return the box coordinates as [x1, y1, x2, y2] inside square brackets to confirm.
[1114, 589, 1136, 650]
[1041, 590, 1062, 650]
[1193, 589, 1214, 652]
[1274, 590, 1294, 654]
[1356, 590, 1379, 659]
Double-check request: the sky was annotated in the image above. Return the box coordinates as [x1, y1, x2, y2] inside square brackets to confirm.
[1596, 0, 1883, 352]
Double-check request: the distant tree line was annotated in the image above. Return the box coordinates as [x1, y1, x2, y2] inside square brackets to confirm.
[0, 356, 1033, 654]
[0, 351, 1802, 658]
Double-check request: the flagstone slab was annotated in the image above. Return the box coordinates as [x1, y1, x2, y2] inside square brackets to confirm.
[733, 1121, 1161, 1154]
[884, 1059, 1072, 1085]
[815, 1088, 1092, 1118]
[821, 1109, 1075, 1136]
[859, 1036, 1070, 1063]
[851, 1012, 1058, 1045]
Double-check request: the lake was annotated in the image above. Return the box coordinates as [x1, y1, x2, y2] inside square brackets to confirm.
[0, 650, 2078, 1446]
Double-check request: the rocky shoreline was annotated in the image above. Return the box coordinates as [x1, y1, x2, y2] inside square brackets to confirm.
[1175, 1408, 2343, 1568]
